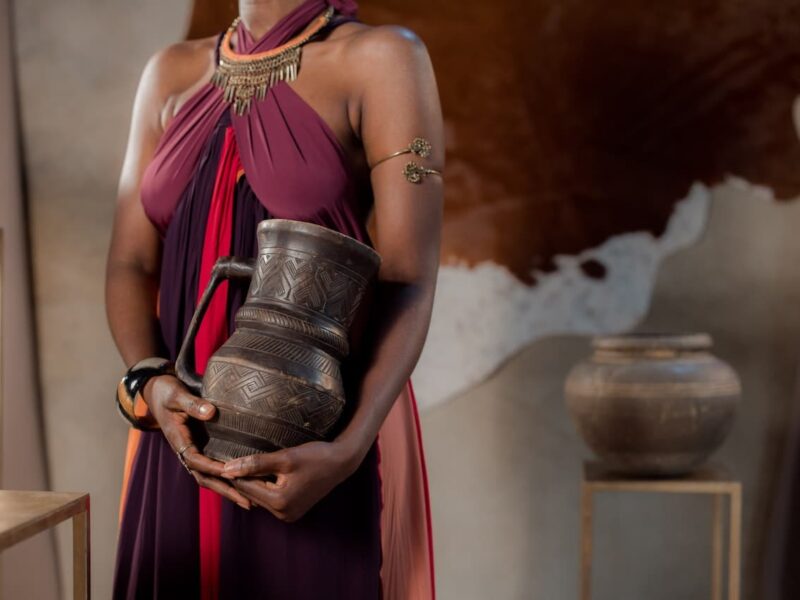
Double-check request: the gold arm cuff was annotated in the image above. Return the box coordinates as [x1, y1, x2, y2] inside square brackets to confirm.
[371, 137, 433, 169]
[403, 161, 442, 184]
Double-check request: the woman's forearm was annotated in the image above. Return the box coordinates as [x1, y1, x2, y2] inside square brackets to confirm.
[334, 277, 435, 470]
[106, 263, 162, 367]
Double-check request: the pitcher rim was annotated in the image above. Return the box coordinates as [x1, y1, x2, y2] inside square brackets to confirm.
[257, 219, 382, 266]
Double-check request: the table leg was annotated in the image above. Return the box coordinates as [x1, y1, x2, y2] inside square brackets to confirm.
[580, 484, 593, 600]
[73, 508, 90, 599]
[728, 487, 741, 600]
[711, 494, 723, 600]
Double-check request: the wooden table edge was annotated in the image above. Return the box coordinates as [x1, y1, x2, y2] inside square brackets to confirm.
[585, 481, 740, 495]
[0, 491, 90, 552]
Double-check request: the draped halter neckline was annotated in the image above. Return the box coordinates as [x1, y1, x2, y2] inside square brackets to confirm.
[140, 0, 364, 236]
[232, 5, 328, 52]
[162, 3, 349, 157]
[165, 78, 348, 159]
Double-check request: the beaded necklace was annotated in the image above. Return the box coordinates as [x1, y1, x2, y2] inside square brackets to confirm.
[211, 5, 335, 115]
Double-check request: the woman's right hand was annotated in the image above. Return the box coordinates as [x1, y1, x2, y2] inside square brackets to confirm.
[143, 374, 251, 510]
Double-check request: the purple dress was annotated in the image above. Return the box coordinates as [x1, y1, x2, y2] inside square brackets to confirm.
[113, 1, 435, 599]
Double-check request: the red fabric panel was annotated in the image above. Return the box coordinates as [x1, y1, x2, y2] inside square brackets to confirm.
[195, 126, 241, 600]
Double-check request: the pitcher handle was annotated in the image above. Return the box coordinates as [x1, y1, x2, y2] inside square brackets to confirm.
[175, 256, 256, 396]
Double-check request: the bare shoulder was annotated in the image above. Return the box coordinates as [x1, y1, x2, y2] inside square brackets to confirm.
[141, 36, 218, 103]
[330, 23, 442, 162]
[340, 23, 431, 69]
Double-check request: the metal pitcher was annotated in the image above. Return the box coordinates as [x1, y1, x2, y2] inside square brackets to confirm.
[175, 219, 381, 462]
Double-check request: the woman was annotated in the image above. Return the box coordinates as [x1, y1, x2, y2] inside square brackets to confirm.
[105, 0, 443, 597]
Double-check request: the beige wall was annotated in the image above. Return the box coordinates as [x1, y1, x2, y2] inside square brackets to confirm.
[0, 0, 59, 597]
[11, 2, 800, 600]
[11, 1, 191, 597]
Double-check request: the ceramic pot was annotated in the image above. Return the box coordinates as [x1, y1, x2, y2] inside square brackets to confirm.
[176, 219, 381, 461]
[564, 333, 740, 476]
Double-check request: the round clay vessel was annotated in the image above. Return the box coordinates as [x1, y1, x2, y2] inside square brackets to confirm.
[564, 333, 740, 476]
[176, 219, 381, 461]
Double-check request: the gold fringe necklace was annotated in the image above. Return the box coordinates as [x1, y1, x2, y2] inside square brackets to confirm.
[212, 6, 335, 116]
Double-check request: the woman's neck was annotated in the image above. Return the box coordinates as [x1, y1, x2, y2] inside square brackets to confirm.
[238, 0, 307, 39]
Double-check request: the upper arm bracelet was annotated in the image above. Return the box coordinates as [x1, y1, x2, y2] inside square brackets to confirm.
[371, 137, 442, 184]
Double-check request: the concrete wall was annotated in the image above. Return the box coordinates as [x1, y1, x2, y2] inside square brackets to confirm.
[11, 1, 800, 598]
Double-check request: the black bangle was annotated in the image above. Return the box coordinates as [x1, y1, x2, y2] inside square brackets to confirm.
[115, 357, 174, 430]
[125, 357, 174, 399]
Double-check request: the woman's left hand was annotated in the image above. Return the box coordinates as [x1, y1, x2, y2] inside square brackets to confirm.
[221, 441, 359, 522]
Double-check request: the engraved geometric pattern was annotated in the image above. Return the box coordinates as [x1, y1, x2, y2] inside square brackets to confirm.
[251, 252, 367, 327]
[235, 306, 348, 356]
[225, 329, 339, 376]
[203, 360, 344, 436]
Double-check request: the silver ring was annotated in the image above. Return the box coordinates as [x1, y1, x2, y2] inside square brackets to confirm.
[177, 443, 193, 456]
[176, 443, 194, 474]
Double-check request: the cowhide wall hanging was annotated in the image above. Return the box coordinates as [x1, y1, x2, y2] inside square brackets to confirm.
[187, 0, 800, 408]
